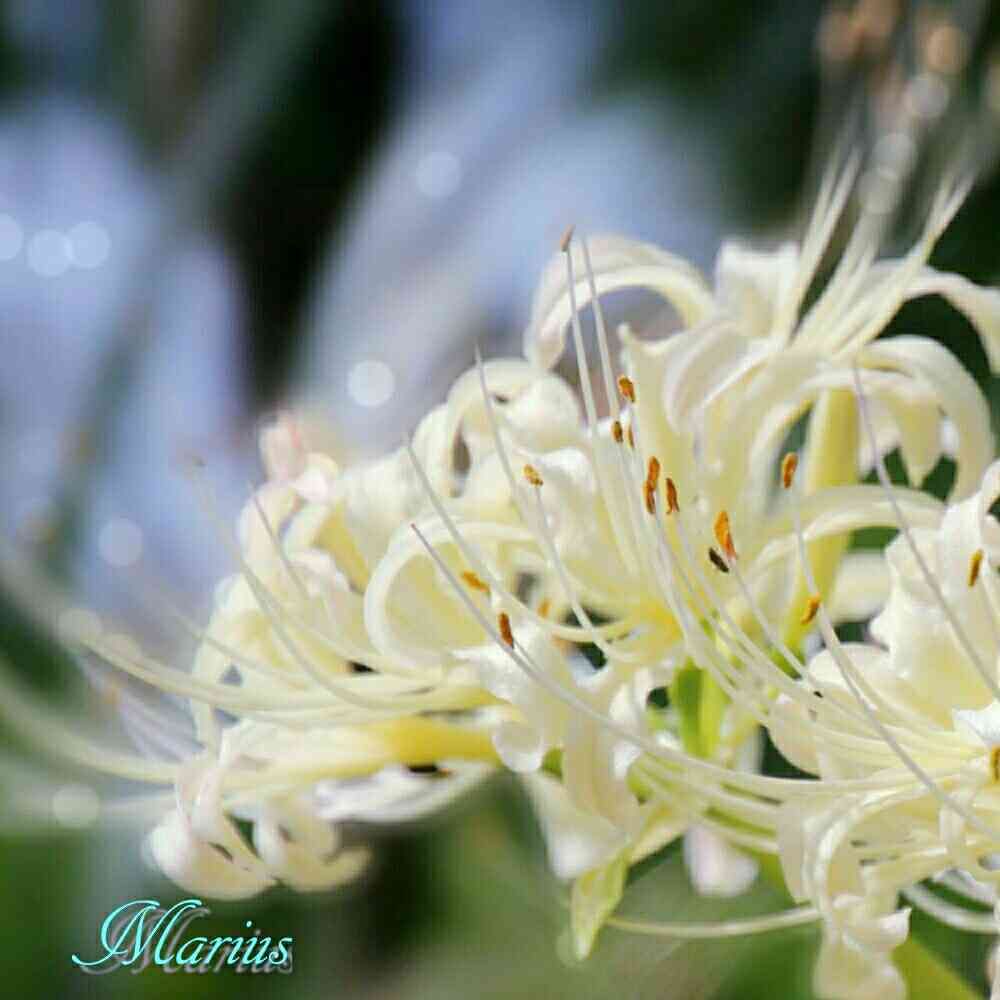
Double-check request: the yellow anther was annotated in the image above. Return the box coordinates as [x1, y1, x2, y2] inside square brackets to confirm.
[611, 419, 624, 444]
[714, 510, 737, 562]
[537, 598, 551, 619]
[461, 571, 490, 594]
[969, 549, 984, 588]
[617, 375, 636, 404]
[626, 426, 635, 450]
[644, 456, 660, 514]
[523, 464, 544, 487]
[991, 746, 1000, 783]
[801, 595, 822, 626]
[781, 452, 798, 490]
[665, 477, 679, 515]
[498, 612, 514, 647]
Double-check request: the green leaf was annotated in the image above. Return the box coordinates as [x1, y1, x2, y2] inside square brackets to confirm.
[894, 937, 984, 1000]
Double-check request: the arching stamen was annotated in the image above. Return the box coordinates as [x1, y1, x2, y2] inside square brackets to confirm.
[130, 570, 309, 689]
[184, 464, 430, 711]
[524, 480, 643, 665]
[562, 230, 600, 432]
[569, 234, 646, 577]
[581, 236, 622, 419]
[605, 905, 820, 939]
[903, 884, 999, 935]
[640, 469, 887, 760]
[772, 151, 862, 345]
[78, 657, 195, 762]
[0, 654, 177, 784]
[852, 364, 1000, 703]
[789, 469, 1000, 841]
[245, 487, 420, 677]
[663, 486, 924, 749]
[248, 487, 310, 601]
[407, 522, 908, 800]
[403, 438, 636, 645]
[831, 178, 970, 357]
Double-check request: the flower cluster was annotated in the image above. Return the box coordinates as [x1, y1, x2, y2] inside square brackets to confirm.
[7, 151, 1000, 999]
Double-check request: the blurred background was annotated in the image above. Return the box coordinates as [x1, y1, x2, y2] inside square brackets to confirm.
[2, 1, 1000, 997]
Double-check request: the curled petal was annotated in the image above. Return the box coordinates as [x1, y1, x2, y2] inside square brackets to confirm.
[147, 808, 274, 901]
[906, 267, 1000, 372]
[860, 337, 992, 500]
[524, 234, 714, 369]
[713, 239, 799, 341]
[252, 798, 370, 892]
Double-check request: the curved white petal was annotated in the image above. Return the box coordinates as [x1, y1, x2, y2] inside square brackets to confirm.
[860, 336, 993, 500]
[524, 234, 715, 369]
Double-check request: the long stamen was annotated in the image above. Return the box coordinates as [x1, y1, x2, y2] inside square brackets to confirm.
[774, 151, 862, 345]
[581, 237, 622, 418]
[664, 484, 927, 755]
[0, 654, 177, 784]
[605, 906, 819, 939]
[789, 466, 1000, 841]
[524, 474, 643, 665]
[628, 409, 908, 755]
[852, 364, 1000, 702]
[564, 233, 643, 576]
[403, 439, 634, 645]
[408, 521, 910, 800]
[563, 228, 600, 431]
[185, 464, 435, 711]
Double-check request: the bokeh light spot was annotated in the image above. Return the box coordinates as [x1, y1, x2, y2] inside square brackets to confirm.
[415, 151, 462, 199]
[348, 360, 396, 408]
[98, 517, 144, 567]
[67, 221, 111, 269]
[27, 229, 72, 277]
[52, 784, 100, 828]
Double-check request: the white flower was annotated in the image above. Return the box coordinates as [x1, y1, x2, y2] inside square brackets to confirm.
[762, 444, 1000, 998]
[374, 202, 998, 955]
[4, 156, 999, 985]
[526, 161, 1000, 502]
[147, 728, 369, 900]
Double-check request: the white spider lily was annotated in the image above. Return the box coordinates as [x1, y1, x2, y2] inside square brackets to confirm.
[760, 449, 1000, 1000]
[526, 160, 1000, 504]
[4, 157, 999, 979]
[6, 349, 658, 900]
[371, 205, 1000, 957]
[0, 397, 517, 898]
